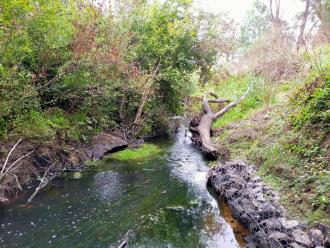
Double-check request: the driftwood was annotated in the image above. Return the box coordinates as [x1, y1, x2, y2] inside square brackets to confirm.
[117, 229, 132, 248]
[190, 85, 252, 159]
[117, 239, 127, 248]
[26, 161, 58, 204]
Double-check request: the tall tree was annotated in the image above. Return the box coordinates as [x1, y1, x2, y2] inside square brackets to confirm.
[269, 0, 281, 25]
[240, 0, 272, 48]
[297, 0, 311, 51]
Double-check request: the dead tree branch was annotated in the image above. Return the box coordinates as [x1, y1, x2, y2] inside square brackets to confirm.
[0, 139, 22, 177]
[26, 161, 58, 204]
[190, 83, 253, 158]
[0, 139, 34, 182]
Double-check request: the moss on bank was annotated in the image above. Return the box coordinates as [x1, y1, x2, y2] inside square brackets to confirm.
[108, 144, 163, 162]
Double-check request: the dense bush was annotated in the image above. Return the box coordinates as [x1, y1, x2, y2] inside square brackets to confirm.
[290, 70, 330, 129]
[0, 0, 220, 141]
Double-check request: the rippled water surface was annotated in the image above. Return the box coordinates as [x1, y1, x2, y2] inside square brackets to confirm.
[0, 127, 240, 248]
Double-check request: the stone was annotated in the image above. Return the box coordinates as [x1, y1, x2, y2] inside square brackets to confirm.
[251, 186, 263, 194]
[292, 229, 312, 247]
[91, 132, 128, 159]
[246, 242, 256, 248]
[0, 196, 9, 204]
[165, 206, 185, 211]
[325, 237, 330, 248]
[259, 218, 283, 232]
[208, 160, 329, 248]
[258, 202, 283, 220]
[268, 231, 292, 241]
[240, 213, 250, 226]
[308, 228, 325, 246]
[278, 218, 301, 230]
[231, 204, 244, 219]
[256, 230, 291, 248]
[34, 145, 51, 168]
[290, 242, 306, 248]
[224, 188, 239, 199]
[244, 235, 253, 243]
[73, 172, 82, 180]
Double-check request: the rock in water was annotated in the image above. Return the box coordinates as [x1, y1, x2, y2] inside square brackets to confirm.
[73, 172, 82, 180]
[91, 132, 128, 159]
[165, 206, 185, 211]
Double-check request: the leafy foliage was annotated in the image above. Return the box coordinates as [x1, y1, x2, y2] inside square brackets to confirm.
[290, 71, 330, 129]
[0, 0, 221, 141]
[239, 0, 271, 48]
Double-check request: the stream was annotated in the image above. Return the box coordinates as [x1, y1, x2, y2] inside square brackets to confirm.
[0, 127, 243, 248]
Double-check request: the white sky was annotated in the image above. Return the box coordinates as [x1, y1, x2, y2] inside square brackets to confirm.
[194, 0, 305, 25]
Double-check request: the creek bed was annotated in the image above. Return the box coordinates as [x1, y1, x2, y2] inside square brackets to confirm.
[0, 127, 244, 248]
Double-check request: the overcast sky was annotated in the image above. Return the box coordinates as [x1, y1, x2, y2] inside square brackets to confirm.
[194, 0, 305, 25]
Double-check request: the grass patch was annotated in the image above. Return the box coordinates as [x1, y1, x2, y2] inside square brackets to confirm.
[109, 144, 162, 162]
[260, 174, 283, 191]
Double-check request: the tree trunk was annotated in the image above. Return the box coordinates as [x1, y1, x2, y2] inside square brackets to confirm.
[269, 0, 281, 24]
[195, 113, 218, 157]
[190, 86, 252, 159]
[133, 91, 149, 125]
[297, 0, 310, 52]
[133, 60, 160, 126]
[119, 92, 126, 121]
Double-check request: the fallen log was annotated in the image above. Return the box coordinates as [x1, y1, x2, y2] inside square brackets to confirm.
[190, 85, 252, 159]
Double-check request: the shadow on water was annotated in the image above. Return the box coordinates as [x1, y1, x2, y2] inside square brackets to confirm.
[0, 126, 246, 248]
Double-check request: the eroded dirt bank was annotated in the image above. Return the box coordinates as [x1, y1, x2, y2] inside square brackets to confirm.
[208, 160, 330, 248]
[0, 132, 128, 204]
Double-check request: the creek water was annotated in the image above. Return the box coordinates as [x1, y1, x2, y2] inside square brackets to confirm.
[0, 127, 242, 248]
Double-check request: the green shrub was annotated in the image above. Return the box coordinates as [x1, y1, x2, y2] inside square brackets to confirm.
[290, 72, 330, 129]
[0, 0, 223, 142]
[12, 110, 54, 140]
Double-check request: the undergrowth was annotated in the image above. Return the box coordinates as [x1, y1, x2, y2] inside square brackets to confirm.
[211, 51, 330, 225]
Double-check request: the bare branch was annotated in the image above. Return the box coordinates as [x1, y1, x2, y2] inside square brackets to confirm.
[207, 98, 229, 103]
[3, 150, 34, 177]
[11, 173, 22, 191]
[202, 94, 212, 114]
[209, 92, 219, 99]
[213, 83, 253, 119]
[202, 92, 229, 114]
[26, 161, 58, 204]
[1, 138, 22, 177]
